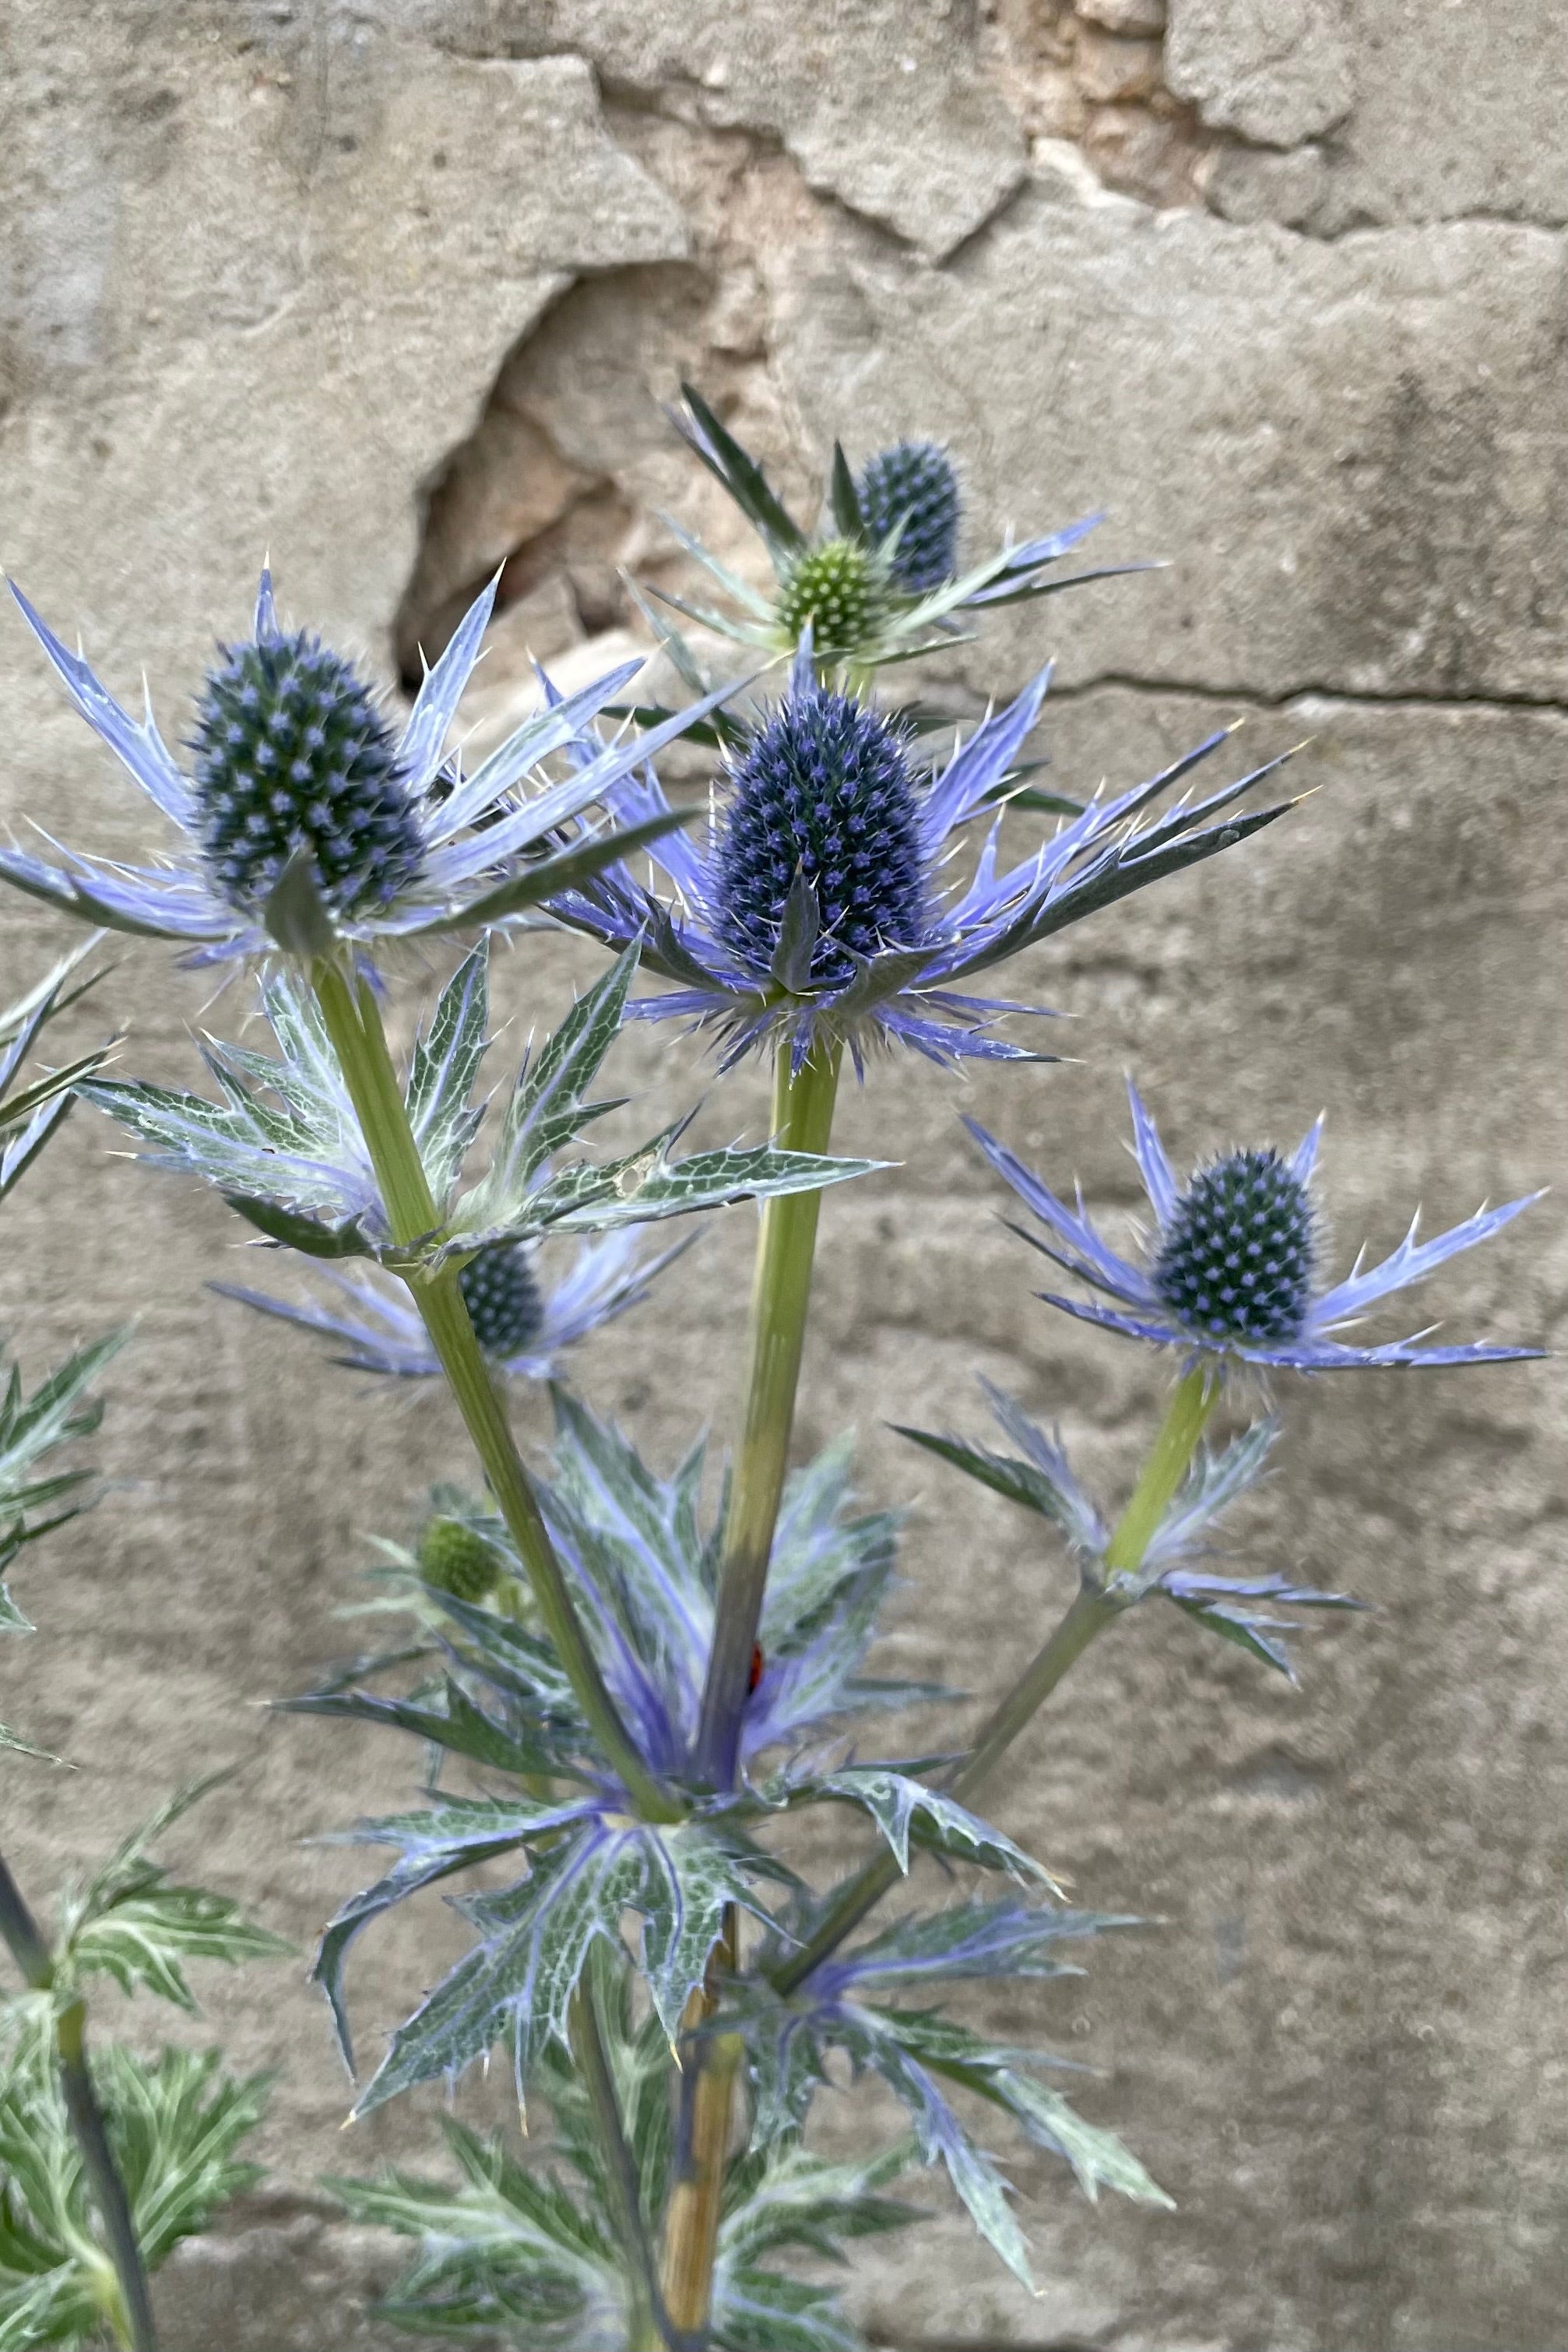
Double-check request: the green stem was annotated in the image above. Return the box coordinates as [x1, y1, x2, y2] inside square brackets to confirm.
[310, 959, 680, 1824]
[773, 1366, 1220, 1995]
[663, 1044, 841, 2336]
[568, 1970, 669, 2351]
[694, 1041, 842, 1789]
[1101, 1364, 1217, 1580]
[0, 1855, 156, 2352]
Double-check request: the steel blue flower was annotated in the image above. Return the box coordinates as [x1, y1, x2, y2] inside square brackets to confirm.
[0, 569, 728, 963]
[548, 647, 1303, 1071]
[969, 1081, 1544, 1370]
[212, 1229, 687, 1383]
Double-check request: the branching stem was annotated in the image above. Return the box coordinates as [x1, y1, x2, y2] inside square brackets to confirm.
[310, 958, 680, 1824]
[773, 1365, 1220, 1992]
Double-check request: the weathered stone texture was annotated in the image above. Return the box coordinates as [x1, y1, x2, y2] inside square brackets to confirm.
[0, 1, 1563, 2347]
[1165, 0, 1354, 148]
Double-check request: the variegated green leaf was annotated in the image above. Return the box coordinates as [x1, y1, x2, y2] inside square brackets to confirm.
[405, 941, 490, 1206]
[452, 947, 638, 1242]
[355, 1821, 650, 2117]
[0, 2040, 268, 2340]
[529, 1143, 887, 1238]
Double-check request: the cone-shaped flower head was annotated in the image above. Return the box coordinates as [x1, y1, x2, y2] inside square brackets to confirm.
[190, 630, 424, 919]
[712, 690, 926, 986]
[547, 652, 1304, 1071]
[774, 541, 891, 658]
[1154, 1149, 1316, 1348]
[417, 1514, 503, 1605]
[457, 1243, 547, 1358]
[968, 1081, 1544, 1373]
[856, 438, 961, 592]
[0, 568, 732, 962]
[216, 1226, 685, 1385]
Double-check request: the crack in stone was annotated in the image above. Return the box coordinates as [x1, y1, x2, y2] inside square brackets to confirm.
[1041, 671, 1568, 718]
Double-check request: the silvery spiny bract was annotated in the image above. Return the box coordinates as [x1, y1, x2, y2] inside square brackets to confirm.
[656, 383, 1144, 673]
[214, 1228, 687, 1384]
[901, 1388, 1364, 1676]
[77, 937, 876, 1273]
[550, 649, 1303, 1069]
[0, 571, 730, 962]
[970, 1081, 1543, 1371]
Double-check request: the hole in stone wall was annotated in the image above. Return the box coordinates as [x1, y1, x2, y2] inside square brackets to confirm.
[393, 259, 781, 713]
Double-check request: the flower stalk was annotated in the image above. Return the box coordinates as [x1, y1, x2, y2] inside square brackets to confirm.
[695, 1040, 843, 1790]
[309, 958, 681, 1825]
[775, 1366, 1220, 1995]
[0, 1853, 157, 2352]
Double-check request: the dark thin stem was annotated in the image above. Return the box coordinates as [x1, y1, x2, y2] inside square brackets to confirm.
[0, 1853, 156, 2352]
[568, 1973, 670, 2351]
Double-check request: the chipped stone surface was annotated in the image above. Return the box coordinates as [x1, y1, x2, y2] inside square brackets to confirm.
[499, 0, 1029, 259]
[0, 2, 1564, 2348]
[1165, 0, 1353, 147]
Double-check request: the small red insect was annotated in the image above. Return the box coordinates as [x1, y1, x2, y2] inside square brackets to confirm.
[748, 1642, 765, 1694]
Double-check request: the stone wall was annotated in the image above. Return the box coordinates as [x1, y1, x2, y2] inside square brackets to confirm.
[1, 3, 1563, 2345]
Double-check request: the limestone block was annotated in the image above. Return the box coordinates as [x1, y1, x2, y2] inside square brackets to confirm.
[0, 12, 686, 673]
[1166, 0, 1355, 146]
[1320, 0, 1568, 227]
[769, 195, 1568, 702]
[495, 0, 1028, 258]
[1206, 139, 1331, 227]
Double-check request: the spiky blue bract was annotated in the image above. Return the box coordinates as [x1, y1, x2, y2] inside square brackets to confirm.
[216, 1230, 684, 1385]
[713, 691, 926, 986]
[969, 1080, 1544, 1373]
[456, 1243, 545, 1358]
[547, 668, 1304, 1071]
[857, 439, 960, 592]
[0, 568, 737, 961]
[1155, 1148, 1315, 1346]
[189, 631, 424, 919]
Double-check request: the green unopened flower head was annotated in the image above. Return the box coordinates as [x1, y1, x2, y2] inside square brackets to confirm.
[775, 540, 891, 656]
[417, 1514, 502, 1605]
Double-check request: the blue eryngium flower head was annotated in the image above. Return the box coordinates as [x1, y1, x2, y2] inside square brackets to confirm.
[213, 1229, 683, 1383]
[969, 1081, 1545, 1372]
[547, 650, 1303, 1071]
[856, 438, 961, 593]
[188, 629, 423, 921]
[712, 690, 927, 987]
[661, 385, 1154, 680]
[0, 569, 726, 963]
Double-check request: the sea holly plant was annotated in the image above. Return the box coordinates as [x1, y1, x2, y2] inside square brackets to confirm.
[0, 382, 1545, 2352]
